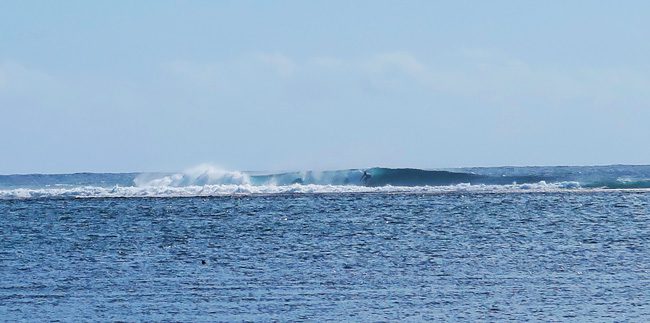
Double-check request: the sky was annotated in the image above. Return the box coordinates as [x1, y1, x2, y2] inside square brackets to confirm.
[1, 0, 649, 174]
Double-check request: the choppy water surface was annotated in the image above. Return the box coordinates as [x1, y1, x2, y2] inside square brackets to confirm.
[1, 192, 649, 321]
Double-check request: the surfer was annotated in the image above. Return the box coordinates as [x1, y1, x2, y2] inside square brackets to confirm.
[360, 170, 371, 186]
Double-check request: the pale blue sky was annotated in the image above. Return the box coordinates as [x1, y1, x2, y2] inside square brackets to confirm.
[1, 1, 649, 174]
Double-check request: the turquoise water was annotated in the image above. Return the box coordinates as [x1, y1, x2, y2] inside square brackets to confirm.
[1, 191, 649, 321]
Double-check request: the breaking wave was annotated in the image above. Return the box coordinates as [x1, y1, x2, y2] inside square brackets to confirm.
[134, 164, 251, 186]
[2, 164, 650, 199]
[131, 165, 542, 188]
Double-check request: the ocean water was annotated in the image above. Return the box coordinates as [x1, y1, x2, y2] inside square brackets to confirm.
[1, 166, 650, 321]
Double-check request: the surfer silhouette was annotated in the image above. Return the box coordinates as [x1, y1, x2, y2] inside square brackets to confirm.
[360, 170, 371, 186]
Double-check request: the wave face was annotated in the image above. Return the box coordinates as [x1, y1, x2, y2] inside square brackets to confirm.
[2, 164, 650, 199]
[136, 166, 545, 187]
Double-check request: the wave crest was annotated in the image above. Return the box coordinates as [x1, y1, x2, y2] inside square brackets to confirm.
[134, 164, 251, 187]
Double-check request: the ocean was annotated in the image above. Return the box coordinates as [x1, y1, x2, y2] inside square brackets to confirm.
[1, 165, 649, 321]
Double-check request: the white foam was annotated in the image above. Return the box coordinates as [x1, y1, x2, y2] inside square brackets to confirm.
[4, 181, 635, 200]
[134, 164, 251, 187]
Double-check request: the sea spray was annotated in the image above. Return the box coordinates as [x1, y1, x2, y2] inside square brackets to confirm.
[134, 164, 251, 187]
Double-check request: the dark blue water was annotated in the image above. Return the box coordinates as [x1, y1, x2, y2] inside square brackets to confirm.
[2, 192, 649, 321]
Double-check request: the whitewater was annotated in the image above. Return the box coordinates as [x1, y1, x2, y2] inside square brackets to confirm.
[2, 164, 650, 199]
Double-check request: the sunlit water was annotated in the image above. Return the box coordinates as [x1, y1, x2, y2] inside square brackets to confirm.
[1, 192, 649, 321]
